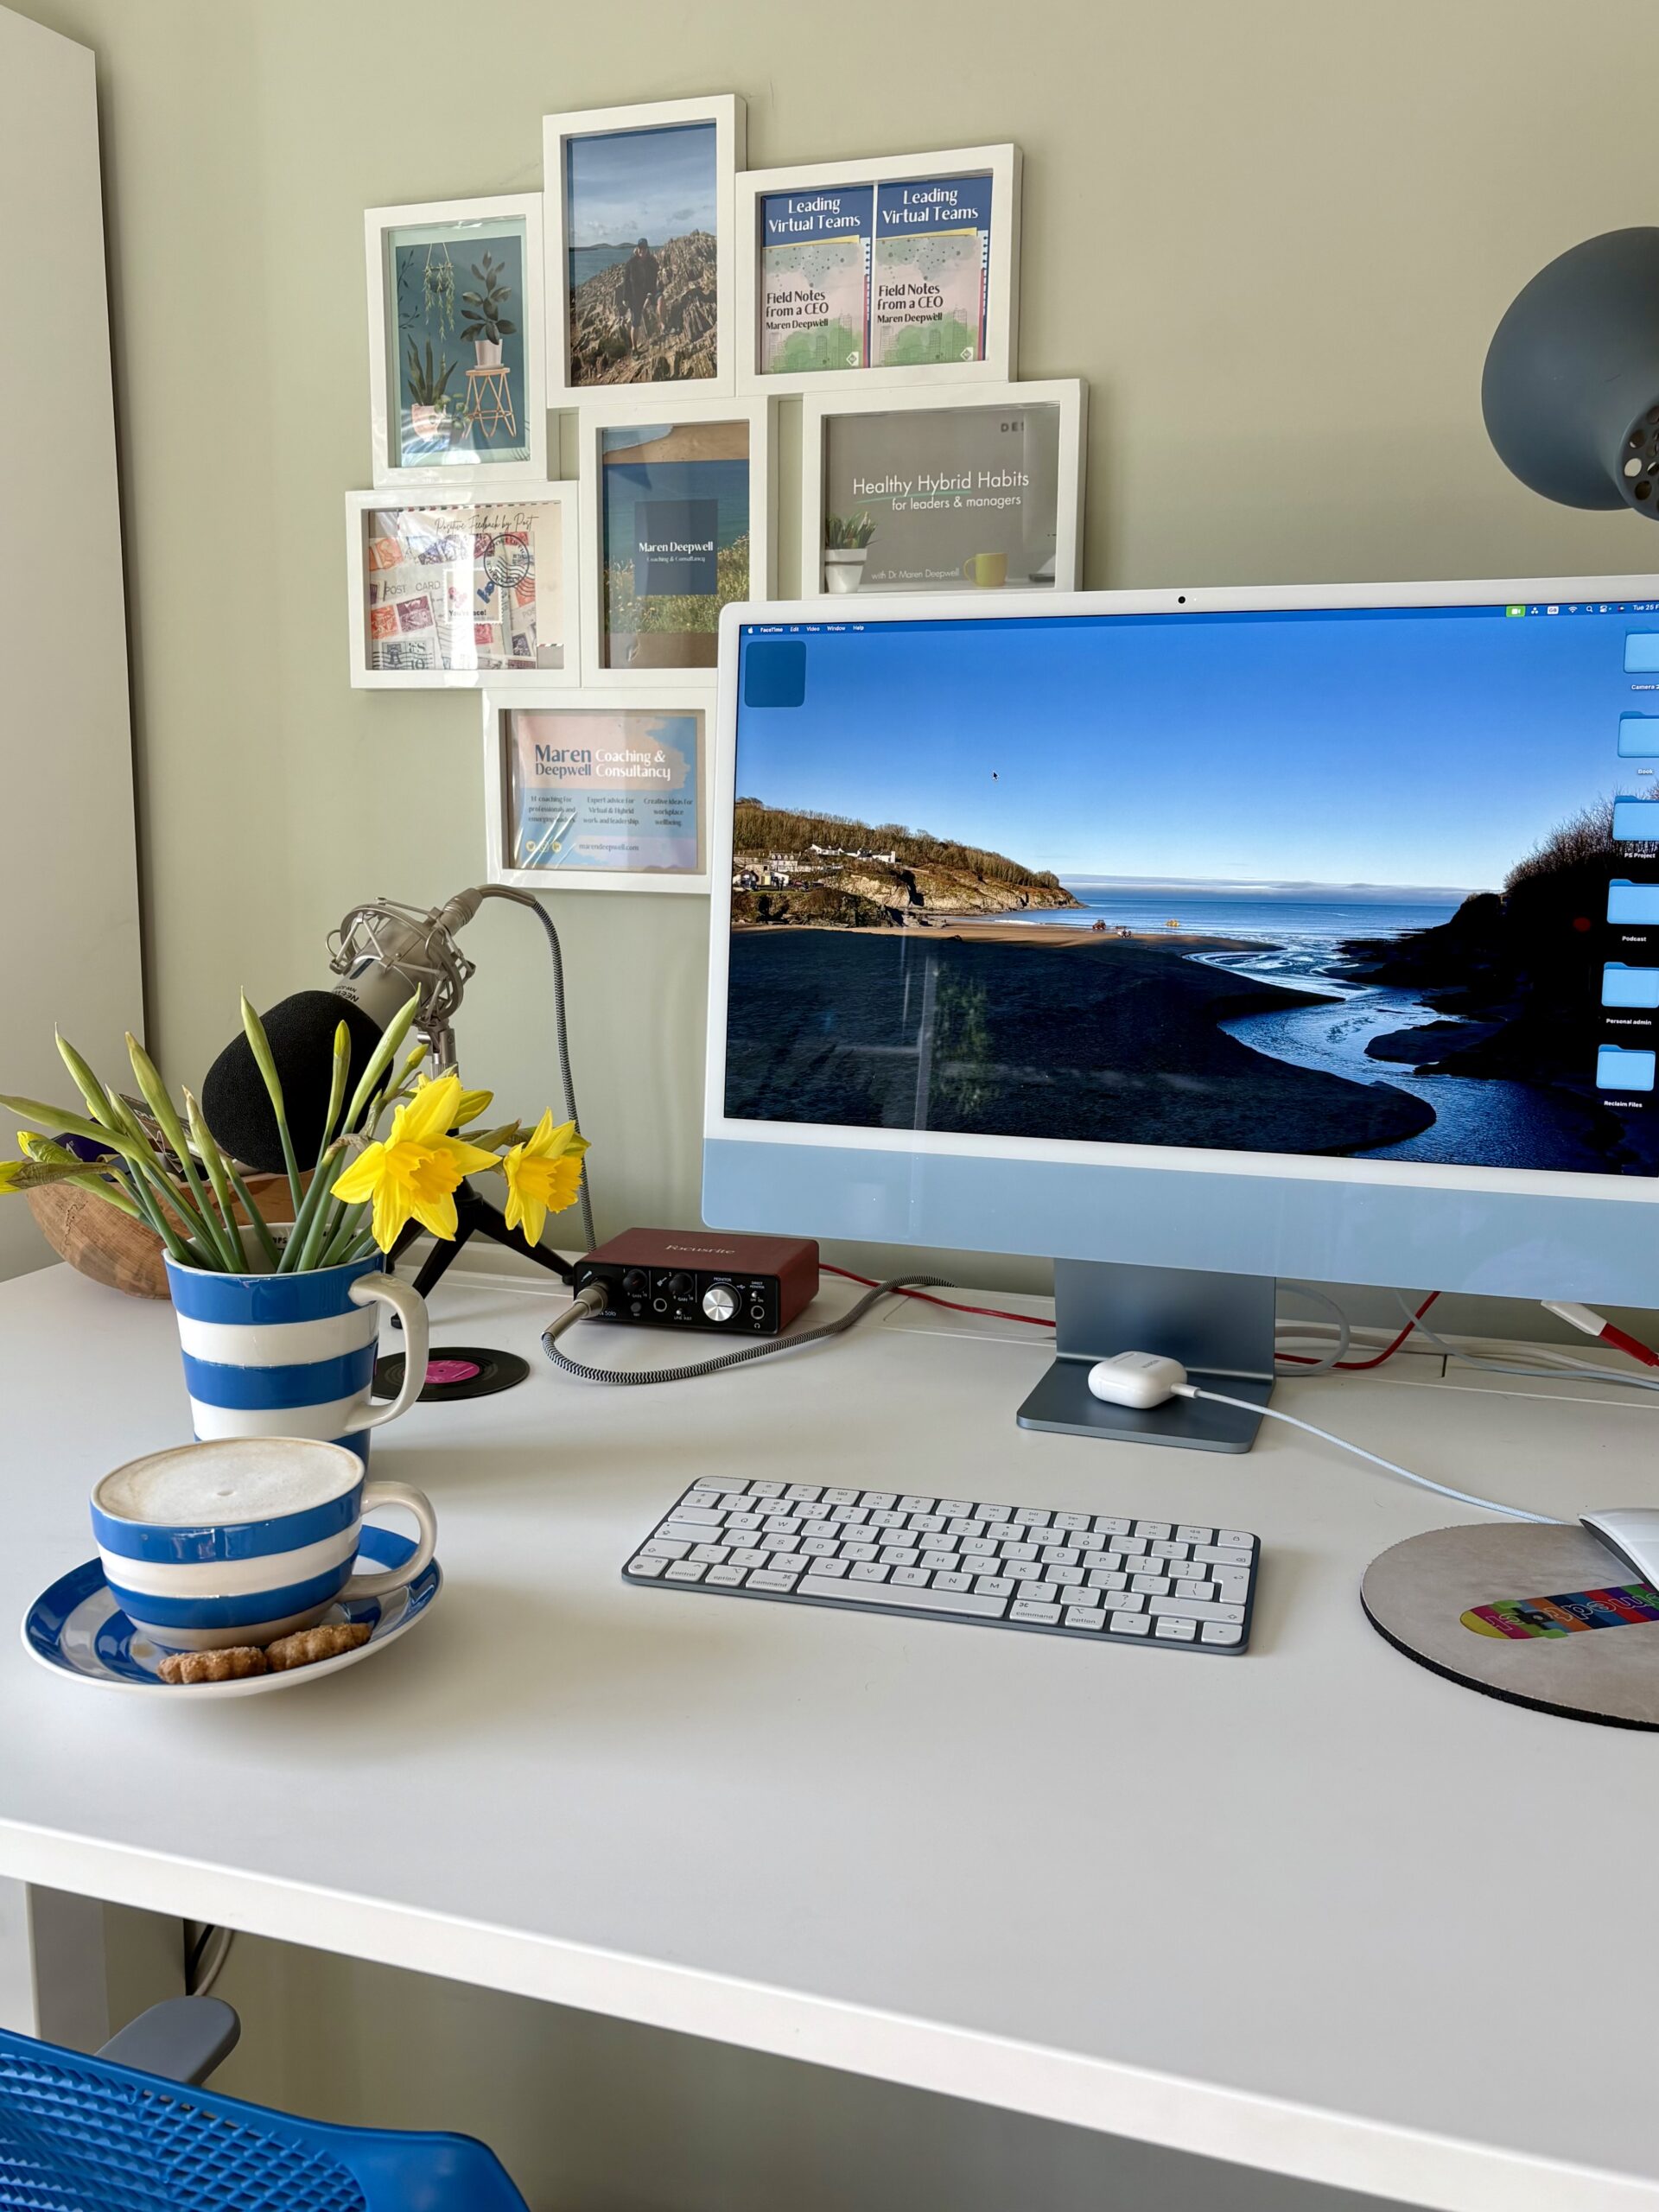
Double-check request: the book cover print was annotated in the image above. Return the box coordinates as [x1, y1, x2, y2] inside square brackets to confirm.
[871, 175, 992, 367]
[760, 187, 873, 374]
[600, 421, 750, 671]
[365, 502, 563, 673]
[821, 402, 1060, 593]
[508, 709, 701, 874]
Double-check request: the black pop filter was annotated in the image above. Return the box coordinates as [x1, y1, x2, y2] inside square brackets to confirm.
[200, 992, 384, 1174]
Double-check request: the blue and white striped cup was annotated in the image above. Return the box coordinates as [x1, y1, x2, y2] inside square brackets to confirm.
[91, 1437, 438, 1652]
[165, 1247, 429, 1465]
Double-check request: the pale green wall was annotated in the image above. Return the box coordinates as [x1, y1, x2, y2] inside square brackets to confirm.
[12, 0, 1659, 1309]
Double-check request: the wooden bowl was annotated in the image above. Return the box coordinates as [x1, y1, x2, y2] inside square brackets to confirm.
[27, 1173, 299, 1300]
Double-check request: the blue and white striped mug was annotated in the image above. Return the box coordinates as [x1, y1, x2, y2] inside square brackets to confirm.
[165, 1245, 429, 1465]
[91, 1437, 438, 1652]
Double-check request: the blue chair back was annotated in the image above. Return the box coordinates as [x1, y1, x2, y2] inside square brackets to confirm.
[0, 2021, 528, 2212]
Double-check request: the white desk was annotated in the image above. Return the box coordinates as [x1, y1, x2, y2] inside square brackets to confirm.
[3, 1262, 1657, 2212]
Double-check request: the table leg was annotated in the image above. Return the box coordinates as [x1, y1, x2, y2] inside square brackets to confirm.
[0, 1878, 185, 2046]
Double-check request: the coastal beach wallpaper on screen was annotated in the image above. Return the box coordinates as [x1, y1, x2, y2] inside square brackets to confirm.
[723, 607, 1659, 1176]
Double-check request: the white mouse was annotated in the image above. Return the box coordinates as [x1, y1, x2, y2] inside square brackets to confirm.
[1580, 1509, 1659, 1590]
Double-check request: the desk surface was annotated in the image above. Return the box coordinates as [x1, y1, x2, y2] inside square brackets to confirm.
[3, 1262, 1658, 2212]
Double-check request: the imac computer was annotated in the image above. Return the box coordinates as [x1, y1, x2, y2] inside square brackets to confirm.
[703, 579, 1659, 1452]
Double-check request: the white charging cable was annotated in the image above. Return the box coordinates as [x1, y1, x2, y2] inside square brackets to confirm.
[1085, 1352, 1561, 1524]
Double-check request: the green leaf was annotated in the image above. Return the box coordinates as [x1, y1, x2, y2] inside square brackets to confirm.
[341, 993, 421, 1134]
[239, 992, 304, 1220]
[127, 1034, 239, 1268]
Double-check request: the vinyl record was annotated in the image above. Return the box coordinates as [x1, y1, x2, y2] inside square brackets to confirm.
[374, 1344, 530, 1402]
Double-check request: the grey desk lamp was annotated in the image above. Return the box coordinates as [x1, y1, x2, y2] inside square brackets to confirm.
[1483, 226, 1659, 514]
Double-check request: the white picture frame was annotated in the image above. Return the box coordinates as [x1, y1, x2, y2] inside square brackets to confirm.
[483, 685, 712, 893]
[799, 378, 1087, 601]
[543, 94, 746, 403]
[576, 391, 775, 688]
[345, 484, 581, 690]
[735, 143, 1020, 396]
[365, 194, 548, 488]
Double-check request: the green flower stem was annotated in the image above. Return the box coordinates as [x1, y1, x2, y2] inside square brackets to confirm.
[319, 1022, 351, 1156]
[0, 1091, 149, 1164]
[99, 1090, 225, 1263]
[221, 1159, 282, 1269]
[55, 1034, 128, 1138]
[282, 1142, 347, 1273]
[62, 1171, 144, 1220]
[184, 1090, 247, 1267]
[320, 1204, 370, 1268]
[340, 995, 421, 1135]
[239, 993, 304, 1221]
[128, 1035, 238, 1269]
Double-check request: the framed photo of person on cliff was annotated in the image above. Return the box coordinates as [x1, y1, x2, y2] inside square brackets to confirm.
[365, 194, 548, 486]
[734, 144, 1021, 397]
[543, 95, 745, 400]
[576, 392, 774, 683]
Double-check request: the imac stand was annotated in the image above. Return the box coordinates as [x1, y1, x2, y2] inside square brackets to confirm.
[1016, 1261, 1274, 1452]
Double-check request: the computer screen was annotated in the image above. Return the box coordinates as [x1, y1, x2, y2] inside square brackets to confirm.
[721, 595, 1659, 1179]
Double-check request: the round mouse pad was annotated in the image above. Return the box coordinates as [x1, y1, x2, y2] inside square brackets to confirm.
[374, 1345, 530, 1403]
[1362, 1521, 1659, 1730]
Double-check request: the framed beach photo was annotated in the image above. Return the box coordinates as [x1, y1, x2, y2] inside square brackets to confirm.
[800, 379, 1086, 600]
[345, 486, 579, 690]
[483, 687, 710, 893]
[543, 95, 745, 400]
[365, 195, 547, 486]
[736, 144, 1020, 396]
[577, 393, 774, 683]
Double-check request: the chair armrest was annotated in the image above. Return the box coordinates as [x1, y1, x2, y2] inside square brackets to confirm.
[98, 1996, 241, 2085]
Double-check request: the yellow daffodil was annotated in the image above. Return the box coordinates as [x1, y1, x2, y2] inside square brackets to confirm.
[0, 1159, 26, 1193]
[454, 1084, 493, 1128]
[498, 1112, 589, 1249]
[329, 1071, 499, 1250]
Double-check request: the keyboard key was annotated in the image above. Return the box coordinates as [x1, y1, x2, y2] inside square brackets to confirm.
[1040, 1546, 1081, 1567]
[813, 1557, 850, 1579]
[1156, 1617, 1198, 1641]
[1110, 1612, 1154, 1637]
[934, 1571, 974, 1592]
[627, 1555, 667, 1577]
[974, 1576, 1016, 1599]
[1175, 1578, 1214, 1600]
[1135, 1521, 1173, 1539]
[880, 1548, 921, 1568]
[725, 1513, 763, 1532]
[823, 1487, 859, 1505]
[1213, 1570, 1251, 1602]
[908, 1513, 945, 1534]
[1061, 1583, 1100, 1607]
[1052, 1512, 1091, 1532]
[1193, 1545, 1253, 1566]
[1149, 1597, 1245, 1624]
[690, 1545, 729, 1563]
[800, 1537, 839, 1558]
[1016, 1581, 1052, 1605]
[1001, 1541, 1039, 1564]
[642, 1539, 690, 1560]
[947, 1518, 986, 1537]
[1084, 1570, 1128, 1592]
[1132, 1575, 1173, 1596]
[1092, 1516, 1131, 1535]
[1065, 1607, 1105, 1631]
[870, 1510, 905, 1529]
[800, 1575, 1008, 1617]
[961, 1537, 1000, 1559]
[1010, 1599, 1061, 1624]
[767, 1535, 801, 1555]
[747, 1568, 800, 1592]
[898, 1495, 937, 1513]
[684, 1491, 725, 1509]
[665, 1561, 706, 1582]
[663, 1521, 722, 1542]
[729, 1548, 769, 1569]
[1101, 1592, 1145, 1612]
[1176, 1525, 1213, 1544]
[1202, 1622, 1244, 1646]
[1079, 1550, 1121, 1572]
[797, 1501, 830, 1521]
[786, 1485, 822, 1502]
[1150, 1541, 1190, 1561]
[849, 1562, 891, 1583]
[980, 1504, 1014, 1523]
[937, 1498, 973, 1516]
[706, 1565, 747, 1586]
[1217, 1530, 1253, 1550]
[891, 1567, 932, 1588]
[842, 1543, 879, 1562]
[671, 1509, 725, 1526]
[751, 1481, 785, 1497]
[1046, 1565, 1084, 1587]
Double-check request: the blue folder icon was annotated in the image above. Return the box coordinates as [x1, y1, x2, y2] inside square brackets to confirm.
[1613, 797, 1659, 842]
[1625, 634, 1659, 672]
[1619, 715, 1659, 758]
[1598, 1044, 1656, 1091]
[1603, 962, 1659, 1008]
[1608, 880, 1659, 924]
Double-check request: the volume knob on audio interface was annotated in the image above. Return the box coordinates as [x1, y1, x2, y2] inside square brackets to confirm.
[702, 1285, 739, 1324]
[621, 1268, 648, 1296]
[668, 1272, 695, 1300]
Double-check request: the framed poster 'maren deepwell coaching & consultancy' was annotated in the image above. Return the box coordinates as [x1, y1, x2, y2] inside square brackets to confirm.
[483, 688, 709, 893]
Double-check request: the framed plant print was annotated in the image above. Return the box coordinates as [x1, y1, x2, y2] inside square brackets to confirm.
[735, 145, 1020, 396]
[345, 486, 579, 690]
[365, 194, 547, 486]
[483, 687, 710, 892]
[800, 379, 1085, 599]
[543, 95, 745, 400]
[576, 393, 774, 683]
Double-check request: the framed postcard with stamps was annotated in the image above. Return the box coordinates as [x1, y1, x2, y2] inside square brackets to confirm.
[365, 194, 547, 486]
[735, 145, 1020, 396]
[346, 486, 579, 690]
[483, 687, 710, 893]
[800, 379, 1085, 600]
[543, 95, 744, 401]
[576, 393, 773, 683]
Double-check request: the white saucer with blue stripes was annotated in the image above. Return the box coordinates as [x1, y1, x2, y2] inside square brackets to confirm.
[22, 1526, 442, 1697]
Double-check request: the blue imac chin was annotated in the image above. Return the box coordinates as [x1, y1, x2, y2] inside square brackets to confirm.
[703, 579, 1659, 1451]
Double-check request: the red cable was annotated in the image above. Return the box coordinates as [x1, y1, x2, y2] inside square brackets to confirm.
[1276, 1289, 1440, 1370]
[823, 1263, 1056, 1329]
[1599, 1321, 1659, 1370]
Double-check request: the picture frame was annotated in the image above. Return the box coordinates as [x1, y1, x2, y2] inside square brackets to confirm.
[543, 95, 746, 403]
[365, 194, 548, 487]
[799, 378, 1087, 601]
[576, 391, 775, 686]
[345, 485, 581, 690]
[735, 144, 1020, 396]
[483, 686, 712, 893]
